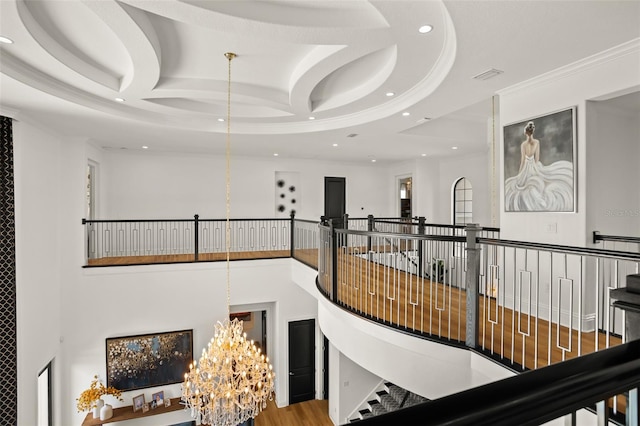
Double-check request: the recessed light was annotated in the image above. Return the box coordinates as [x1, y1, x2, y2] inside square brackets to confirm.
[402, 112, 410, 116]
[332, 143, 338, 147]
[0, 36, 14, 44]
[418, 25, 433, 34]
[218, 118, 225, 122]
[142, 145, 148, 149]
[421, 153, 427, 157]
[273, 153, 279, 157]
[308, 116, 315, 120]
[385, 92, 395, 97]
[452, 146, 458, 150]
[114, 97, 125, 102]
[371, 159, 377, 163]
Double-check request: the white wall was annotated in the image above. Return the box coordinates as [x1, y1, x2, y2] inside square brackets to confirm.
[585, 98, 640, 240]
[14, 121, 65, 426]
[412, 151, 491, 226]
[498, 41, 640, 246]
[65, 259, 317, 425]
[328, 345, 383, 424]
[101, 149, 394, 220]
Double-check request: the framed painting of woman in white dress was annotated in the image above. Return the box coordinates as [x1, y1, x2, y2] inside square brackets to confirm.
[503, 107, 576, 212]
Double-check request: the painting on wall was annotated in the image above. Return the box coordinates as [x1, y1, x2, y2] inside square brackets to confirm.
[106, 329, 193, 391]
[275, 171, 300, 218]
[503, 107, 576, 212]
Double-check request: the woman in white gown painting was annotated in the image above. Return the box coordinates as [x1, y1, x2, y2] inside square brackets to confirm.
[504, 121, 573, 211]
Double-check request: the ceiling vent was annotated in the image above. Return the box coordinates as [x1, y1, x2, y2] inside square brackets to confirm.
[416, 117, 432, 124]
[473, 68, 504, 81]
[347, 133, 358, 138]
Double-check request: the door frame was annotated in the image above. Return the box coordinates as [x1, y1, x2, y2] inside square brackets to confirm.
[397, 174, 412, 218]
[286, 316, 317, 405]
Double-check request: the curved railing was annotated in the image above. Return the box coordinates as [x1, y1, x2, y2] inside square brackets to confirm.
[319, 221, 640, 423]
[319, 220, 640, 368]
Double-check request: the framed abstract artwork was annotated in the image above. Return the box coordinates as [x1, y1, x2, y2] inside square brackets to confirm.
[503, 107, 576, 212]
[106, 329, 193, 391]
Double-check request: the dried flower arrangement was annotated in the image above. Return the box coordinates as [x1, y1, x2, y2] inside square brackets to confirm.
[76, 375, 123, 412]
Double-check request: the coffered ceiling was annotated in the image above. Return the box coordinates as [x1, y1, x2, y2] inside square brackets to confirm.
[1, 0, 638, 162]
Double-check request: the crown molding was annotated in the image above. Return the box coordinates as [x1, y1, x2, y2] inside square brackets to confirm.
[498, 38, 640, 97]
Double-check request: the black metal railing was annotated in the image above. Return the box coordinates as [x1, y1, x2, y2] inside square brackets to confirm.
[346, 338, 640, 425]
[318, 221, 640, 370]
[594, 230, 640, 252]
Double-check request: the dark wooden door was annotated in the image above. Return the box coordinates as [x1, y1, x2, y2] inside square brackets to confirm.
[324, 177, 345, 228]
[288, 319, 315, 404]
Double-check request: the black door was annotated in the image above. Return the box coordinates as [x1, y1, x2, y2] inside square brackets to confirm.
[289, 319, 315, 404]
[324, 177, 345, 228]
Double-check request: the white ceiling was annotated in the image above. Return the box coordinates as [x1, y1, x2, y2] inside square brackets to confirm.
[1, 0, 639, 163]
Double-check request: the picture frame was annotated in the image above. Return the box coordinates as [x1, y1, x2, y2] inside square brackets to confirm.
[152, 390, 164, 407]
[165, 398, 171, 408]
[132, 394, 145, 413]
[106, 329, 193, 392]
[142, 402, 149, 413]
[503, 107, 577, 212]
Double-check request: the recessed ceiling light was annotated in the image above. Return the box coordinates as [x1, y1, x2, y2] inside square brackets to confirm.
[421, 153, 427, 157]
[273, 153, 279, 157]
[142, 145, 148, 149]
[402, 112, 410, 116]
[308, 116, 315, 120]
[418, 25, 433, 34]
[114, 97, 125, 102]
[385, 92, 395, 97]
[371, 159, 377, 163]
[452, 146, 458, 150]
[218, 118, 224, 122]
[332, 143, 338, 147]
[0, 36, 14, 44]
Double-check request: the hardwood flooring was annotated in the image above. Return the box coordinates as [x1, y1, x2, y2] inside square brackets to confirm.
[255, 398, 332, 426]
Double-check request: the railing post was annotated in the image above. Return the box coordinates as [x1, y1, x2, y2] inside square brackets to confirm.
[290, 210, 295, 258]
[417, 217, 425, 276]
[465, 223, 481, 348]
[194, 214, 199, 261]
[367, 214, 374, 262]
[343, 213, 349, 230]
[330, 219, 339, 304]
[82, 218, 89, 264]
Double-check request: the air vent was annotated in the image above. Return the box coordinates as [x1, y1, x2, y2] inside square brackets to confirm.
[473, 68, 504, 81]
[416, 117, 432, 124]
[347, 133, 358, 138]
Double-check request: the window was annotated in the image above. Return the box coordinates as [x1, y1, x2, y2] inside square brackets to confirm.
[453, 177, 472, 225]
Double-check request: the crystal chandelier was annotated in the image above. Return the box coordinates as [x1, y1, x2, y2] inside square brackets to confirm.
[181, 52, 275, 426]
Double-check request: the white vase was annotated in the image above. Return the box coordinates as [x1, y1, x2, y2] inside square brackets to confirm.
[92, 399, 104, 419]
[100, 403, 113, 421]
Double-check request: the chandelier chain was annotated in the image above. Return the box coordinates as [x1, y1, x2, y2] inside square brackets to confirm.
[225, 52, 233, 319]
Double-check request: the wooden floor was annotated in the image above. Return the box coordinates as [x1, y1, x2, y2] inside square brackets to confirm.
[255, 398, 332, 426]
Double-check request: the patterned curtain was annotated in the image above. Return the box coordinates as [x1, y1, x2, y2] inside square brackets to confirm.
[0, 116, 17, 424]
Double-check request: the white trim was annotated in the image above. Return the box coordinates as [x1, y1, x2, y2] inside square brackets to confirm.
[498, 38, 640, 96]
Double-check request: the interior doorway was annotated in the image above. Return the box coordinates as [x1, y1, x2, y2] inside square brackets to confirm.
[324, 177, 346, 227]
[399, 176, 412, 218]
[230, 310, 267, 355]
[288, 319, 316, 404]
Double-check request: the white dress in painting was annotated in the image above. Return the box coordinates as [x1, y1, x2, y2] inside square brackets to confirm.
[504, 155, 573, 211]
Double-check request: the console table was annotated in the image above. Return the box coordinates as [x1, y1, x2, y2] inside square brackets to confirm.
[81, 397, 185, 425]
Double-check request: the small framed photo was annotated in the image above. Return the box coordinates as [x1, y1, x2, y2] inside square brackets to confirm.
[142, 402, 150, 413]
[152, 390, 164, 407]
[164, 398, 171, 408]
[133, 394, 145, 412]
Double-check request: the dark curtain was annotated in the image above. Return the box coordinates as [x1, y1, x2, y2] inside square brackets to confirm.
[0, 115, 17, 424]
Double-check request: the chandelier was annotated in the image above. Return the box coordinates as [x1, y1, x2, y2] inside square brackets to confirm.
[181, 52, 275, 426]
